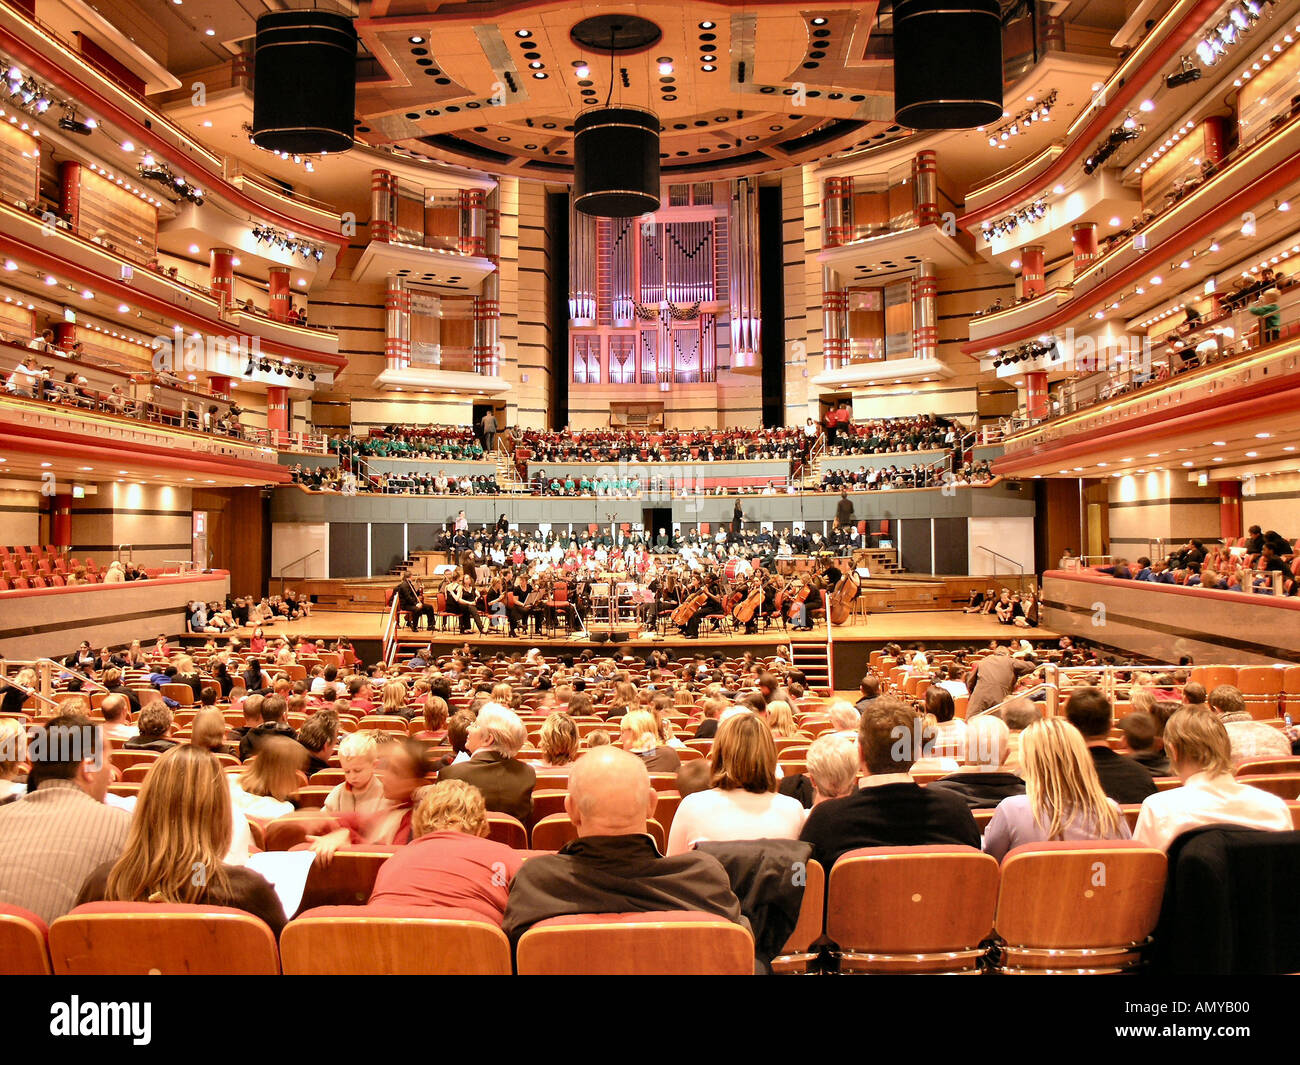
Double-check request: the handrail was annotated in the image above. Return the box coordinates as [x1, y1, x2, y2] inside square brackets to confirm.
[972, 680, 1059, 719]
[381, 593, 401, 668]
[278, 549, 321, 581]
[977, 546, 1030, 591]
[822, 591, 834, 691]
[33, 659, 108, 693]
[0, 676, 60, 709]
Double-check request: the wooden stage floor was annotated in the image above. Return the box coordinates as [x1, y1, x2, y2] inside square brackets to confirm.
[235, 610, 1056, 649]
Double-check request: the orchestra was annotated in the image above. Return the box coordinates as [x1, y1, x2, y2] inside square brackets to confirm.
[390, 545, 870, 640]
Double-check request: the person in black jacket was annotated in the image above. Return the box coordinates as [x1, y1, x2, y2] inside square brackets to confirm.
[800, 698, 981, 870]
[929, 716, 1027, 809]
[1064, 687, 1157, 803]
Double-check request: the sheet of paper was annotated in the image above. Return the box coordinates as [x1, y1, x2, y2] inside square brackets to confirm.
[246, 850, 316, 918]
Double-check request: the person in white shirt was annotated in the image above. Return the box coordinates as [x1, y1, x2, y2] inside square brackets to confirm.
[1133, 708, 1292, 852]
[667, 713, 805, 854]
[6, 355, 40, 397]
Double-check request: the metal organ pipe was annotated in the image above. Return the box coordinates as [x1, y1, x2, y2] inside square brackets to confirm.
[728, 177, 761, 371]
[569, 195, 597, 323]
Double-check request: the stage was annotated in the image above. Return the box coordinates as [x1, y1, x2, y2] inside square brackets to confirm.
[229, 609, 1057, 690]
[234, 608, 1053, 646]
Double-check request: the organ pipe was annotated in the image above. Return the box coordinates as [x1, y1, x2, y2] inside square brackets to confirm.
[728, 177, 761, 372]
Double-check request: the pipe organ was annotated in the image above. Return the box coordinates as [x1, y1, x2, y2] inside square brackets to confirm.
[568, 180, 750, 388]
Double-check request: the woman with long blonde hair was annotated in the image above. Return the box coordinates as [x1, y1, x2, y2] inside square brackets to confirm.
[983, 717, 1129, 861]
[619, 708, 680, 773]
[380, 679, 408, 717]
[75, 745, 287, 934]
[230, 735, 305, 820]
[538, 711, 581, 769]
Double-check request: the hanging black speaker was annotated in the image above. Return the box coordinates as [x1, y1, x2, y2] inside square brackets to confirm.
[893, 0, 1003, 130]
[251, 10, 357, 155]
[573, 106, 660, 218]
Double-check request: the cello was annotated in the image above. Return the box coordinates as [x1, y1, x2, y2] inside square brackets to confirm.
[671, 587, 710, 628]
[732, 578, 763, 626]
[829, 564, 860, 625]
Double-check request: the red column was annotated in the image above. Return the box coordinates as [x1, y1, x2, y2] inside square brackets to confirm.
[1026, 370, 1048, 420]
[210, 248, 235, 309]
[1071, 223, 1098, 274]
[51, 493, 71, 550]
[209, 375, 234, 399]
[266, 385, 289, 441]
[54, 322, 76, 352]
[1020, 245, 1045, 298]
[1202, 116, 1226, 166]
[58, 160, 81, 231]
[1219, 480, 1242, 542]
[268, 267, 291, 322]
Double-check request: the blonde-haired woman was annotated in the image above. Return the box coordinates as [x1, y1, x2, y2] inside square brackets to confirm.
[367, 779, 524, 924]
[983, 717, 1130, 861]
[538, 711, 580, 769]
[76, 745, 286, 935]
[667, 712, 805, 855]
[767, 700, 808, 740]
[380, 679, 408, 717]
[619, 708, 680, 773]
[229, 735, 305, 820]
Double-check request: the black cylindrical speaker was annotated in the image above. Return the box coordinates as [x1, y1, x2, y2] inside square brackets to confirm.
[573, 106, 660, 218]
[893, 0, 1003, 130]
[251, 10, 357, 155]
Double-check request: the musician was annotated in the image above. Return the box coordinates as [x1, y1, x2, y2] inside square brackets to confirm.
[520, 575, 548, 635]
[835, 490, 855, 529]
[787, 572, 822, 631]
[683, 576, 725, 639]
[394, 573, 435, 631]
[822, 557, 845, 594]
[443, 570, 486, 635]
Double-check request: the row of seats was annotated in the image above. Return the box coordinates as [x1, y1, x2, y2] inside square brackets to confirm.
[0, 841, 1176, 975]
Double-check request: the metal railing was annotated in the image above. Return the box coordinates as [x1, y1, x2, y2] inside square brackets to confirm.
[277, 549, 320, 586]
[977, 546, 1031, 591]
[381, 594, 401, 668]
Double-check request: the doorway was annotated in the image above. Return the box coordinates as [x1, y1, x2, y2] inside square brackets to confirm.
[644, 507, 672, 545]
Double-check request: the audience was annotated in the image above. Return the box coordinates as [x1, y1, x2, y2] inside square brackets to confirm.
[983, 718, 1131, 861]
[929, 716, 1026, 809]
[1133, 709, 1292, 851]
[502, 747, 748, 943]
[76, 745, 286, 936]
[799, 699, 981, 869]
[0, 714, 130, 924]
[666, 713, 806, 855]
[324, 731, 388, 814]
[1206, 684, 1291, 766]
[1064, 688, 1158, 803]
[367, 780, 525, 924]
[439, 703, 536, 822]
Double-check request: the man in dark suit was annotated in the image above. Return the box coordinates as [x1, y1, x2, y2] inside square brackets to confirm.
[1065, 687, 1157, 804]
[394, 574, 435, 631]
[800, 699, 981, 870]
[854, 675, 881, 715]
[439, 704, 536, 822]
[503, 747, 747, 943]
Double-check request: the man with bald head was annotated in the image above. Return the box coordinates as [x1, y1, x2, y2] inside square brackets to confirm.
[502, 747, 747, 943]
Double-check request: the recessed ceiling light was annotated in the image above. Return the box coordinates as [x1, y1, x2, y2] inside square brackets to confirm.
[811, 16, 828, 25]
[575, 64, 590, 78]
[121, 140, 134, 152]
[1256, 432, 1271, 438]
[1139, 99, 1155, 112]
[204, 28, 215, 36]
[1284, 446, 1296, 452]
[699, 21, 715, 29]
[658, 62, 674, 75]
[515, 29, 532, 38]
[118, 303, 129, 313]
[188, 244, 200, 254]
[408, 35, 425, 43]
[39, 462, 51, 468]
[1212, 440, 1226, 446]
[1246, 451, 1259, 458]
[533, 71, 547, 79]
[79, 466, 92, 471]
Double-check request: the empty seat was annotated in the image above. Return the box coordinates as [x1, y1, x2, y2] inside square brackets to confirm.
[1236, 666, 1286, 719]
[297, 845, 399, 911]
[826, 846, 999, 973]
[1234, 757, 1300, 778]
[0, 903, 51, 975]
[281, 905, 511, 975]
[49, 903, 280, 975]
[1236, 774, 1300, 800]
[993, 841, 1166, 974]
[516, 911, 754, 975]
[486, 812, 528, 849]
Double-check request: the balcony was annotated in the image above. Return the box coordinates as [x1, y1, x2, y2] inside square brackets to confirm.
[818, 222, 978, 275]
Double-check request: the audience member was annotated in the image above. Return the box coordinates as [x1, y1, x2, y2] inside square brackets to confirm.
[1064, 687, 1157, 803]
